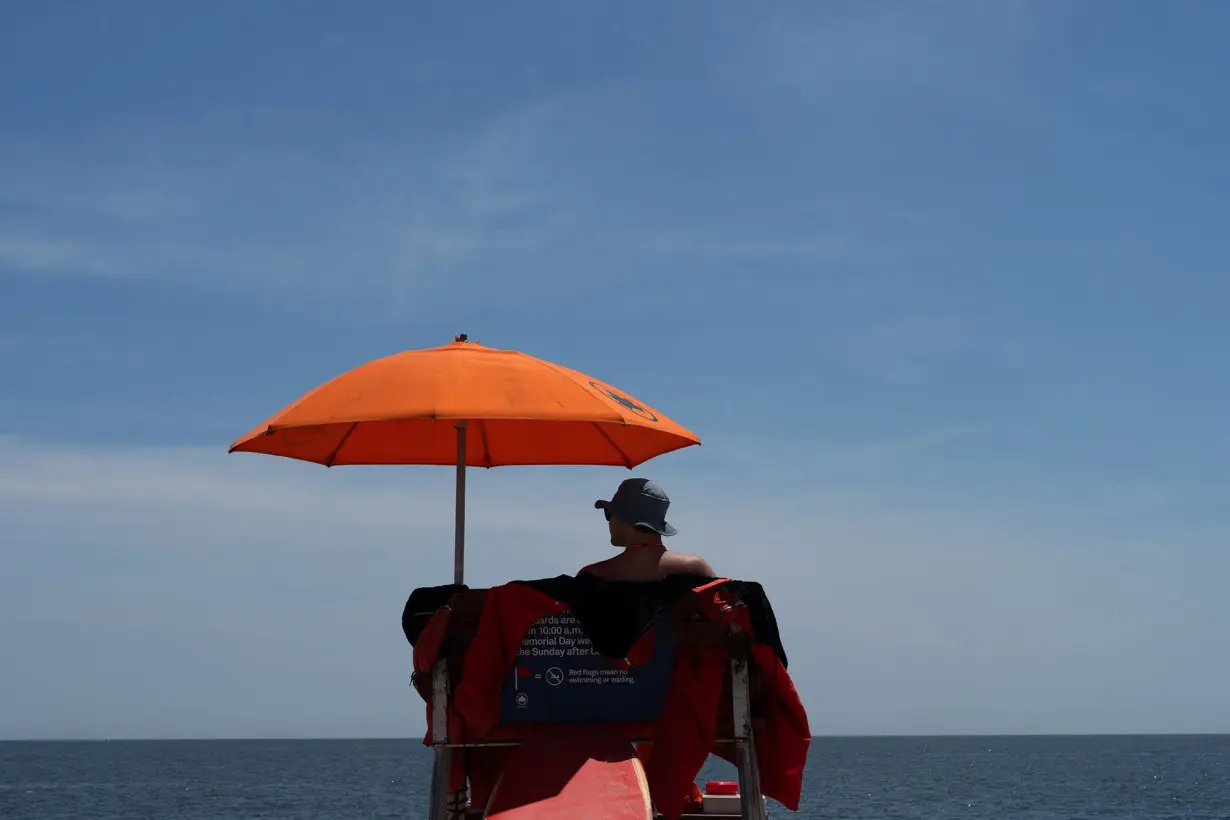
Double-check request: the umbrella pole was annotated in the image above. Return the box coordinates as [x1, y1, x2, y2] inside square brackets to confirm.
[454, 420, 467, 586]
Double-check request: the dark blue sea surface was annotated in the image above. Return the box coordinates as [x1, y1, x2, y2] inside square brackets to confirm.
[2, 735, 1227, 819]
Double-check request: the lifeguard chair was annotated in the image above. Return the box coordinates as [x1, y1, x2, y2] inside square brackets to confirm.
[413, 587, 771, 820]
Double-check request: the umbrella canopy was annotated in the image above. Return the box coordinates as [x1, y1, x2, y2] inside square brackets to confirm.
[228, 336, 700, 582]
[229, 337, 698, 468]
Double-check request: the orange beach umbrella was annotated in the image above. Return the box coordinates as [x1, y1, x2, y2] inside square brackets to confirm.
[228, 336, 700, 583]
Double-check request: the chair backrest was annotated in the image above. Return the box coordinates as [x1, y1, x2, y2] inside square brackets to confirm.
[498, 610, 674, 725]
[411, 584, 759, 742]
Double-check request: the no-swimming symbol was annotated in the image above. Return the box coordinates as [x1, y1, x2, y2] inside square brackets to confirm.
[589, 382, 659, 422]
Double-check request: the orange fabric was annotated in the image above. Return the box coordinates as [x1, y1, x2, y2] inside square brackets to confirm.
[644, 635, 725, 817]
[485, 727, 653, 819]
[449, 584, 569, 734]
[687, 586, 811, 812]
[636, 743, 703, 814]
[228, 339, 699, 467]
[410, 607, 450, 696]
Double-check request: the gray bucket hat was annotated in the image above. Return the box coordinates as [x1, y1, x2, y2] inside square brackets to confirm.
[594, 477, 677, 537]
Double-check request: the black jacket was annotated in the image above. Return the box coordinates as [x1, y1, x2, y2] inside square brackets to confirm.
[401, 574, 787, 668]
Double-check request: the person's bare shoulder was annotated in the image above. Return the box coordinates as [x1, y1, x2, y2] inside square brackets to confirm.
[662, 552, 716, 578]
[578, 558, 614, 578]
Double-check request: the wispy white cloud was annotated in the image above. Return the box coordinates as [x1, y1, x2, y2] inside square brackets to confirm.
[3, 434, 1228, 738]
[0, 102, 577, 306]
[0, 234, 131, 277]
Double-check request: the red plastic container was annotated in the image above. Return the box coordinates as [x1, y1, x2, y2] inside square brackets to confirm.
[704, 781, 739, 796]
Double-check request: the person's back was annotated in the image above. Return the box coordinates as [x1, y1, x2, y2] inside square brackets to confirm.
[580, 478, 715, 582]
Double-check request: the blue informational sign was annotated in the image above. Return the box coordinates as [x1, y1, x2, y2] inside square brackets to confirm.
[499, 612, 674, 724]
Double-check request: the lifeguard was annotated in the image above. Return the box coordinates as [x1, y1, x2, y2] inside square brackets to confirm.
[582, 478, 716, 582]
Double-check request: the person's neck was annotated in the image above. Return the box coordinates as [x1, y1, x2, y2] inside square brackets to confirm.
[621, 541, 664, 553]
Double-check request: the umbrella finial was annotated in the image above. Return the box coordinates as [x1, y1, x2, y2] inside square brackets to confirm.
[456, 333, 468, 343]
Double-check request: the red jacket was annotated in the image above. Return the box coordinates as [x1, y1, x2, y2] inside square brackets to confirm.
[418, 579, 810, 818]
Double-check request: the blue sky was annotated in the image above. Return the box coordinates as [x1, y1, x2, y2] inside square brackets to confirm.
[2, 0, 1228, 739]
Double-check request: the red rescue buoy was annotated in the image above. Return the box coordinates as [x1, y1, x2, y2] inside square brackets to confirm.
[704, 781, 739, 795]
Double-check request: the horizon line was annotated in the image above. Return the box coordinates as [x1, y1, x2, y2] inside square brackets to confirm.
[4, 731, 1229, 743]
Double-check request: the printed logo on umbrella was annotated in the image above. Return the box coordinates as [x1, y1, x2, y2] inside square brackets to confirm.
[588, 381, 659, 423]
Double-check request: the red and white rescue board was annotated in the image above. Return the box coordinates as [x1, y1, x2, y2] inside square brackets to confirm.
[483, 727, 653, 820]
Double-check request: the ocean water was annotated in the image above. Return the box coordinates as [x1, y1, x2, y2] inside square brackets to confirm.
[2, 735, 1227, 820]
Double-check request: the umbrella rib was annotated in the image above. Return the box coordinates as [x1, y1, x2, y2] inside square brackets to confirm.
[593, 423, 635, 469]
[477, 419, 493, 468]
[323, 422, 359, 467]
